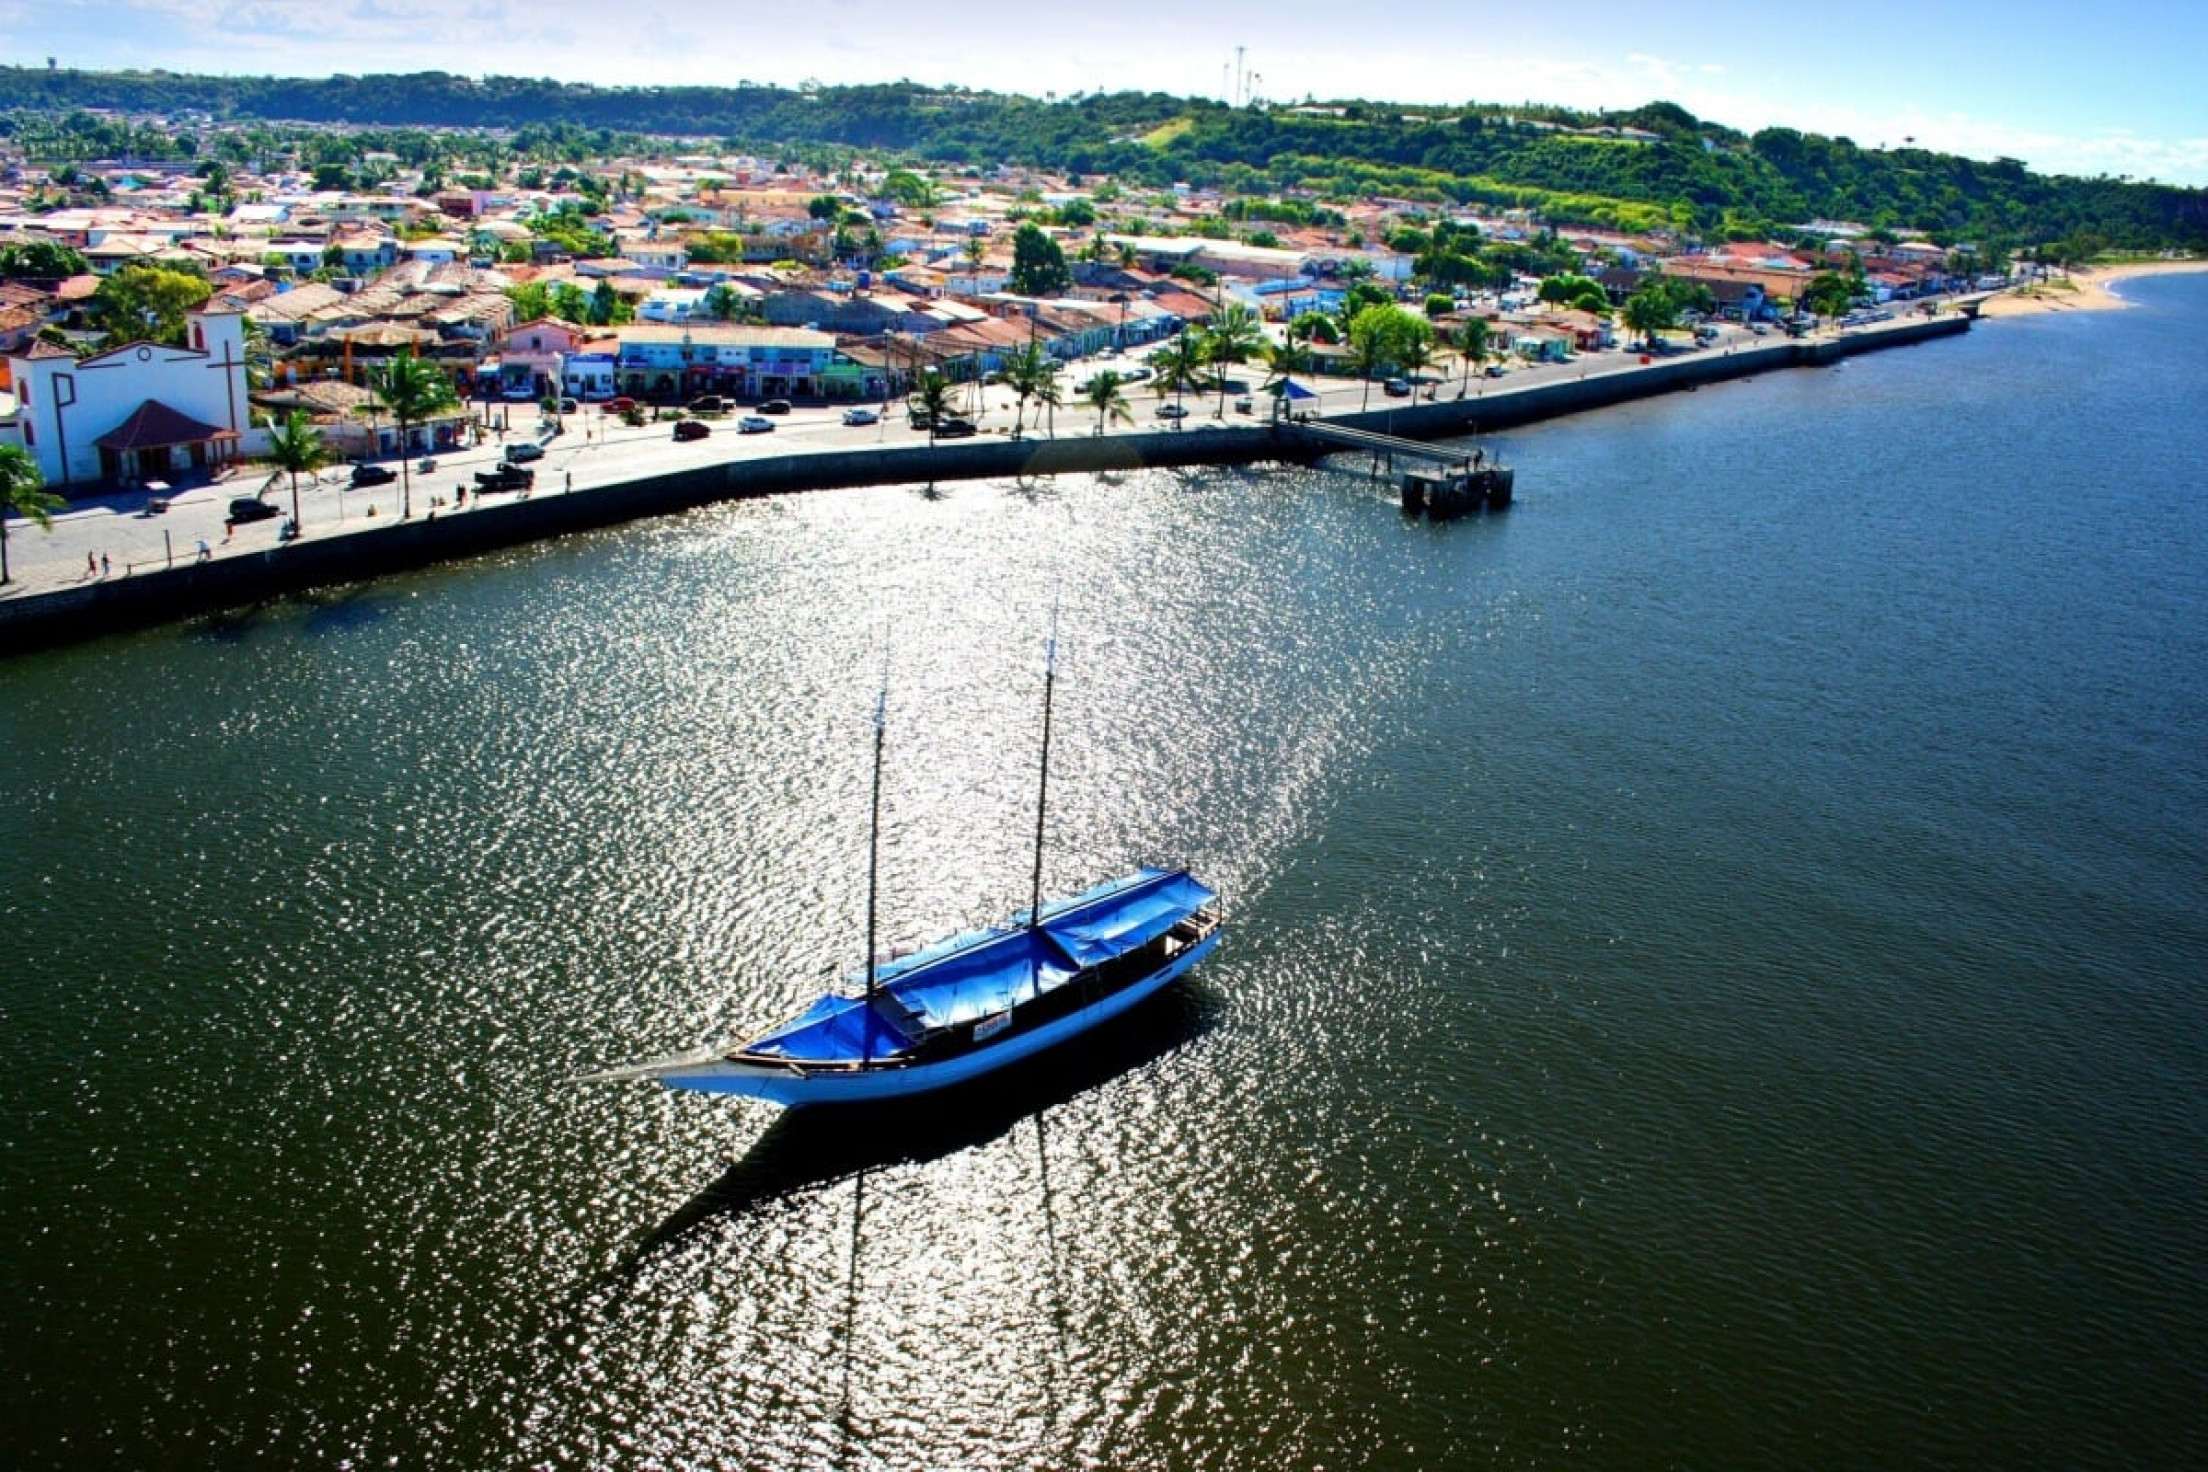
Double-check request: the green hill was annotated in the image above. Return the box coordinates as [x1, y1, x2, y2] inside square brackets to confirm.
[2, 68, 2201, 252]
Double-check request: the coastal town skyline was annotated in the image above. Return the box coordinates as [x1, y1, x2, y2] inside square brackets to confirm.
[10, 0, 2208, 185]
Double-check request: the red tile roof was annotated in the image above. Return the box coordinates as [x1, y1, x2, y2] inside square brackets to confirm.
[95, 399, 238, 450]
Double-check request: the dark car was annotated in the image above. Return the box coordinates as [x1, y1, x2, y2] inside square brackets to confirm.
[226, 497, 280, 525]
[759, 398, 793, 415]
[505, 441, 546, 463]
[932, 417, 979, 438]
[687, 395, 729, 414]
[1383, 378, 1412, 397]
[474, 463, 536, 492]
[674, 419, 711, 441]
[350, 463, 397, 487]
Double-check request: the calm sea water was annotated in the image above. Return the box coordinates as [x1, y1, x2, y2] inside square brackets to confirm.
[5, 278, 2205, 1469]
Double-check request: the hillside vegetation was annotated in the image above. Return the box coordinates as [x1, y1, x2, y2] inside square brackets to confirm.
[3, 68, 2202, 251]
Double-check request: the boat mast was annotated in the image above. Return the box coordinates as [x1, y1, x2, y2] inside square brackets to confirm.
[863, 682, 887, 1065]
[1026, 613, 1058, 1003]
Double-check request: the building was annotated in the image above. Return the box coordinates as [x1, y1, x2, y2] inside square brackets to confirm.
[0, 305, 250, 487]
[613, 323, 843, 400]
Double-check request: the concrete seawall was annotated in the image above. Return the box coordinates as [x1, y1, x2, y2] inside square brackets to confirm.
[0, 316, 1966, 654]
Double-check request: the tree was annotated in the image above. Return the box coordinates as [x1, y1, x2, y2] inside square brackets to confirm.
[89, 265, 213, 347]
[505, 280, 553, 322]
[1202, 302, 1264, 417]
[1537, 273, 1609, 313]
[1003, 340, 1049, 437]
[1150, 330, 1207, 419]
[1082, 371, 1133, 436]
[264, 409, 330, 530]
[1621, 286, 1678, 349]
[1424, 291, 1456, 318]
[908, 369, 957, 448]
[0, 241, 88, 279]
[1347, 303, 1429, 410]
[368, 350, 457, 519]
[807, 193, 842, 220]
[1009, 223, 1070, 296]
[1454, 318, 1493, 391]
[1033, 372, 1064, 438]
[1802, 271, 1855, 320]
[0, 445, 63, 586]
[1289, 310, 1339, 345]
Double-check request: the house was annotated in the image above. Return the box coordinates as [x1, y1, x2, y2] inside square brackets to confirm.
[612, 323, 842, 400]
[494, 317, 586, 396]
[561, 351, 618, 401]
[331, 233, 397, 275]
[402, 238, 463, 267]
[0, 305, 250, 487]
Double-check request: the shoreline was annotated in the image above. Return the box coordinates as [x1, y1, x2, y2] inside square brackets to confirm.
[0, 317, 1968, 654]
[1977, 259, 2208, 319]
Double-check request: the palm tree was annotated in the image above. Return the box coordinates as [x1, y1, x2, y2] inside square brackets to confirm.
[368, 349, 457, 519]
[265, 409, 331, 531]
[1203, 302, 1264, 417]
[1082, 371, 1133, 436]
[1152, 330, 1206, 422]
[1347, 321, 1391, 412]
[1003, 340, 1048, 437]
[1455, 318, 1493, 393]
[0, 444, 63, 586]
[1034, 373, 1064, 438]
[909, 369, 957, 448]
[1398, 331, 1436, 400]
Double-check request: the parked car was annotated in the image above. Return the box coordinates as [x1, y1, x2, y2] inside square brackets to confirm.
[933, 417, 979, 438]
[475, 463, 536, 491]
[349, 464, 397, 487]
[1155, 403, 1189, 420]
[1122, 366, 1152, 382]
[674, 419, 711, 441]
[841, 407, 880, 426]
[759, 399, 793, 415]
[1234, 396, 1255, 414]
[506, 442, 546, 463]
[687, 395, 730, 414]
[607, 397, 638, 414]
[502, 383, 537, 401]
[1383, 378, 1412, 397]
[556, 397, 578, 414]
[1483, 363, 1506, 378]
[226, 497, 280, 525]
[737, 416, 775, 434]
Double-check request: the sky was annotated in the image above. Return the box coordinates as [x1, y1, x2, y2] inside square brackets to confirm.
[7, 0, 2207, 185]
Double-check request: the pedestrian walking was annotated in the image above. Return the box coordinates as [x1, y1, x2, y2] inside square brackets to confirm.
[564, 470, 572, 493]
[86, 551, 97, 579]
[100, 552, 110, 577]
[196, 538, 211, 562]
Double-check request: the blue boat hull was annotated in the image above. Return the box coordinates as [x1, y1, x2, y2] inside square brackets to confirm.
[649, 930, 1220, 1107]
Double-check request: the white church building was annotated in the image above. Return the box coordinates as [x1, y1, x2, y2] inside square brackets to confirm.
[1, 305, 251, 489]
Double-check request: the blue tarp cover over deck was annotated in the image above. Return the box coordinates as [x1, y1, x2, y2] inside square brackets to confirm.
[737, 868, 1216, 1065]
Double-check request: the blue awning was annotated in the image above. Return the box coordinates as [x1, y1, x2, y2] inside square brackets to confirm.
[1040, 869, 1217, 968]
[735, 867, 1214, 1064]
[890, 928, 1075, 1031]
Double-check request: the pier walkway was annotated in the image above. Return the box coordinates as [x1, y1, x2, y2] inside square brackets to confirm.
[1283, 421, 1486, 469]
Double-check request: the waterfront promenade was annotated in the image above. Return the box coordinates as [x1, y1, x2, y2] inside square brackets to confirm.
[0, 313, 1964, 649]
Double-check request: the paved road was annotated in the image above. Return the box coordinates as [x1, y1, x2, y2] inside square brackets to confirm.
[2, 312, 1919, 599]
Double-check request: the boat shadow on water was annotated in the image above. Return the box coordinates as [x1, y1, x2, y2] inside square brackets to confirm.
[627, 979, 1221, 1261]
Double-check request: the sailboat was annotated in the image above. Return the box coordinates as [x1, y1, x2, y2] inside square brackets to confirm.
[585, 631, 1224, 1108]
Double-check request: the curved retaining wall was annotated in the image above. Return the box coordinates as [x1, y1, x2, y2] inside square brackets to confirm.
[0, 317, 1966, 653]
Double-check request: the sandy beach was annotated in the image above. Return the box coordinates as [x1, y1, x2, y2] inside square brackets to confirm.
[1978, 258, 2208, 318]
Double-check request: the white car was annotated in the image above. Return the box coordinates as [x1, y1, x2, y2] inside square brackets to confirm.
[841, 407, 880, 426]
[738, 416, 775, 434]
